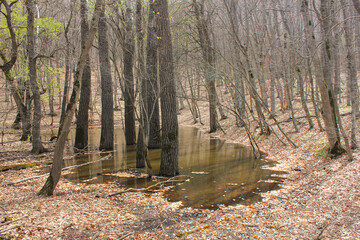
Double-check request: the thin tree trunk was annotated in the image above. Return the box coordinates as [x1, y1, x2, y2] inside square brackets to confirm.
[298, 70, 314, 129]
[135, 0, 147, 168]
[38, 0, 103, 196]
[47, 60, 55, 117]
[192, 0, 218, 133]
[58, 11, 73, 137]
[342, 0, 359, 149]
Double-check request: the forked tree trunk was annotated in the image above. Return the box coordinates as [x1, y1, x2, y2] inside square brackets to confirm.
[38, 0, 103, 196]
[155, 0, 179, 177]
[26, 0, 45, 154]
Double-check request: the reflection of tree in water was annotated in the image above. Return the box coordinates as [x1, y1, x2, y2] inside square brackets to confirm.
[48, 126, 285, 209]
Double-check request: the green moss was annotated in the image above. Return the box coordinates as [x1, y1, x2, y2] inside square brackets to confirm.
[0, 162, 49, 172]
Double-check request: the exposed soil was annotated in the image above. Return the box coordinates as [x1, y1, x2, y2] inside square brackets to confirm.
[0, 94, 359, 239]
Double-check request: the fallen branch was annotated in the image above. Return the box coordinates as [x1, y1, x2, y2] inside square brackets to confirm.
[108, 176, 190, 197]
[0, 155, 112, 187]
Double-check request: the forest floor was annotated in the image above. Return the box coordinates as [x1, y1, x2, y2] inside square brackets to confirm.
[0, 95, 360, 239]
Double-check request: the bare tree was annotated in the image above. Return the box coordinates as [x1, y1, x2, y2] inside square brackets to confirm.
[39, 0, 103, 196]
[0, 0, 31, 141]
[192, 0, 218, 133]
[98, 3, 114, 150]
[123, 7, 136, 145]
[155, 0, 179, 176]
[26, 0, 46, 154]
[75, 0, 92, 150]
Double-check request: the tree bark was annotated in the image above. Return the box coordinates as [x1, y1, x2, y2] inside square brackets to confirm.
[98, 4, 114, 151]
[58, 10, 73, 137]
[192, 0, 218, 133]
[75, 0, 92, 150]
[135, 0, 147, 168]
[26, 0, 45, 154]
[39, 0, 103, 196]
[353, 0, 360, 15]
[123, 7, 136, 146]
[342, 0, 359, 149]
[146, 1, 161, 149]
[318, 0, 344, 155]
[155, 0, 179, 177]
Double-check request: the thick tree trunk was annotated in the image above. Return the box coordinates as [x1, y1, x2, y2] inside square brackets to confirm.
[123, 7, 136, 146]
[75, 0, 92, 150]
[26, 0, 45, 154]
[155, 0, 179, 177]
[146, 2, 161, 149]
[38, 0, 103, 196]
[98, 4, 114, 151]
[318, 0, 344, 155]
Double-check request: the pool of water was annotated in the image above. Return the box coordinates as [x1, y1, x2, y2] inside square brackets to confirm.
[44, 126, 285, 209]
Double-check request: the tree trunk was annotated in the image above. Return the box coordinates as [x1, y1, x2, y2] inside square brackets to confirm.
[58, 12, 72, 137]
[0, 1, 31, 141]
[98, 4, 114, 151]
[39, 0, 103, 196]
[318, 0, 344, 155]
[342, 0, 359, 149]
[298, 69, 314, 129]
[192, 0, 218, 133]
[301, 1, 324, 131]
[75, 0, 92, 150]
[123, 7, 136, 146]
[47, 60, 55, 117]
[135, 0, 147, 168]
[146, 1, 161, 149]
[26, 0, 45, 154]
[353, 0, 360, 15]
[155, 0, 179, 177]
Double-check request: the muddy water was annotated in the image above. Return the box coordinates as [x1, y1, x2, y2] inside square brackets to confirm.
[46, 126, 285, 209]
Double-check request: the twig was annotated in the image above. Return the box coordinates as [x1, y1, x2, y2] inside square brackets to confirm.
[0, 224, 21, 233]
[119, 232, 133, 240]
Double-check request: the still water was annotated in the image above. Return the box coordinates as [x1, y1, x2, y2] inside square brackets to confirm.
[48, 126, 285, 209]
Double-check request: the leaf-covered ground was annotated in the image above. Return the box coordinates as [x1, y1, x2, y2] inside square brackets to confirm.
[1, 98, 359, 239]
